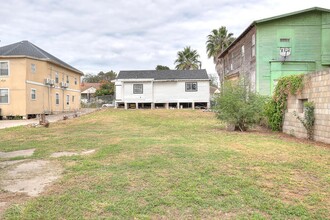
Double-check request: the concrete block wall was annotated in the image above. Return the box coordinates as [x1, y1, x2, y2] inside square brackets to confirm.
[283, 69, 330, 143]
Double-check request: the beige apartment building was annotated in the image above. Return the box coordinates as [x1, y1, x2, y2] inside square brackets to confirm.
[0, 41, 83, 119]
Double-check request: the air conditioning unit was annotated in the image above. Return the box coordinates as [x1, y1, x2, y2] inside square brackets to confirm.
[60, 82, 69, 88]
[45, 78, 54, 85]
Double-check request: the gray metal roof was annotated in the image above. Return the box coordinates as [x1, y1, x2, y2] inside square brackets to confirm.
[0, 40, 83, 74]
[117, 69, 209, 80]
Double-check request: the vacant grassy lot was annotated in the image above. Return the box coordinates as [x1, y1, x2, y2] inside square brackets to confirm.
[0, 109, 329, 219]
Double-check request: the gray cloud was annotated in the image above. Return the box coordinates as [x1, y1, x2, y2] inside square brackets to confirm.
[1, 0, 329, 75]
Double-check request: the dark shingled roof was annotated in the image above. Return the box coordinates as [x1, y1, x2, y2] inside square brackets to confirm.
[117, 69, 209, 80]
[0, 40, 83, 74]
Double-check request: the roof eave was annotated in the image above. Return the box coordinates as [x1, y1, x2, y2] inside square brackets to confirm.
[0, 55, 84, 75]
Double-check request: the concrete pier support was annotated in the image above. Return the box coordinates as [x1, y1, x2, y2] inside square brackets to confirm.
[136, 103, 139, 109]
[165, 103, 169, 109]
[124, 103, 128, 110]
[151, 103, 155, 109]
[192, 102, 195, 110]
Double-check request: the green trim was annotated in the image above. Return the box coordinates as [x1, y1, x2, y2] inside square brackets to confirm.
[255, 7, 330, 23]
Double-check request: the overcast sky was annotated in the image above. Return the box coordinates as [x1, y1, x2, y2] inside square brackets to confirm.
[1, 0, 329, 76]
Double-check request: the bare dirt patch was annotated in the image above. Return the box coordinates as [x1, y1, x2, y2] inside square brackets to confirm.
[50, 149, 96, 158]
[0, 149, 35, 158]
[1, 160, 63, 197]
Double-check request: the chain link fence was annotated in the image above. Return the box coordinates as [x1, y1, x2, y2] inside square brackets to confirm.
[81, 95, 114, 108]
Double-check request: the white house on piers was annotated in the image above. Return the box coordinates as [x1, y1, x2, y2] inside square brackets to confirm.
[114, 70, 210, 109]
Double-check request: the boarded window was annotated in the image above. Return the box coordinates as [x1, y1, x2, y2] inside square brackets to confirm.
[133, 84, 143, 94]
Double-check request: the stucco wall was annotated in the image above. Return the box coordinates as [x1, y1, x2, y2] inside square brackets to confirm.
[283, 69, 330, 143]
[0, 57, 82, 117]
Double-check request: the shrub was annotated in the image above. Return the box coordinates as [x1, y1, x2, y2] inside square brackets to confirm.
[264, 75, 304, 131]
[213, 81, 267, 131]
[293, 101, 315, 140]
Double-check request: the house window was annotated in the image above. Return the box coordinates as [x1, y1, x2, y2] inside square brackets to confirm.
[133, 84, 143, 94]
[31, 89, 36, 100]
[299, 99, 308, 113]
[251, 34, 256, 58]
[185, 82, 198, 92]
[55, 72, 59, 83]
[66, 95, 70, 105]
[72, 95, 75, 103]
[55, 93, 59, 105]
[241, 45, 245, 56]
[280, 38, 290, 42]
[0, 89, 9, 104]
[0, 61, 9, 76]
[31, 64, 36, 73]
[66, 75, 69, 83]
[74, 77, 77, 85]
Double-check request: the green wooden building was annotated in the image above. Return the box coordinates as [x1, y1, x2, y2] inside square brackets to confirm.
[217, 7, 330, 95]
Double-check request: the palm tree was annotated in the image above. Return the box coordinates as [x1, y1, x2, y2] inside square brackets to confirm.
[206, 26, 235, 62]
[174, 46, 202, 70]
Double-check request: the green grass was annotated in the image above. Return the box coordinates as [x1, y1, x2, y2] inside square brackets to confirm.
[1, 109, 329, 219]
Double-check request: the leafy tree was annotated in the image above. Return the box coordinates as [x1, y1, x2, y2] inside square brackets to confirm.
[208, 74, 219, 87]
[156, 65, 170, 70]
[206, 26, 235, 62]
[214, 80, 267, 131]
[83, 70, 117, 83]
[95, 80, 115, 96]
[174, 46, 202, 70]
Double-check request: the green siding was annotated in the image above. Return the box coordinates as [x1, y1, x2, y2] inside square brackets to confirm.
[256, 11, 329, 95]
[322, 12, 330, 64]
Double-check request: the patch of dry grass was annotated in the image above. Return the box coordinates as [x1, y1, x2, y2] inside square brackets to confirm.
[0, 109, 329, 219]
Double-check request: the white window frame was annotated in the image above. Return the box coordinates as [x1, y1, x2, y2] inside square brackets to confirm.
[185, 82, 198, 92]
[0, 61, 10, 77]
[0, 88, 9, 104]
[31, 63, 36, 73]
[66, 94, 70, 105]
[55, 72, 59, 83]
[31, 88, 36, 100]
[55, 93, 60, 105]
[133, 84, 143, 94]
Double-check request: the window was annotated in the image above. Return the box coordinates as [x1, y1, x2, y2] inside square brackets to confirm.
[31, 89, 36, 100]
[55, 72, 59, 83]
[74, 77, 77, 85]
[280, 38, 290, 42]
[31, 64, 36, 73]
[72, 95, 75, 103]
[241, 45, 245, 56]
[185, 82, 198, 92]
[133, 84, 143, 94]
[251, 34, 256, 58]
[0, 61, 9, 76]
[56, 93, 59, 105]
[66, 75, 69, 83]
[299, 99, 308, 113]
[0, 89, 9, 104]
[66, 95, 70, 105]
